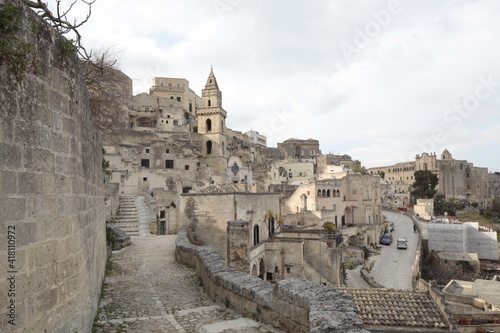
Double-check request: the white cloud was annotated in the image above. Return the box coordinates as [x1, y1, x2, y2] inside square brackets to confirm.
[70, 0, 500, 171]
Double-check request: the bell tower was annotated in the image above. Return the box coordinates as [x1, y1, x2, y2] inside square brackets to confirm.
[197, 67, 228, 182]
[197, 67, 227, 137]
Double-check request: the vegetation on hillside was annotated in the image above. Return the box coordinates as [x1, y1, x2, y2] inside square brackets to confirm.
[411, 170, 438, 199]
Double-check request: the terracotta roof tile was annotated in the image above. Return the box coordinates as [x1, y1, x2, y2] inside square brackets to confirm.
[197, 182, 240, 194]
[343, 289, 448, 329]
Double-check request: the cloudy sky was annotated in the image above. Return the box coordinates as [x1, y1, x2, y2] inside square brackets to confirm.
[70, 0, 500, 171]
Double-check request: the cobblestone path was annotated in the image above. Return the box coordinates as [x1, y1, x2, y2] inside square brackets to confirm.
[344, 264, 372, 289]
[92, 236, 282, 333]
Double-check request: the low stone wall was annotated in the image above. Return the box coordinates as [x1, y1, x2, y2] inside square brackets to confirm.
[175, 227, 370, 333]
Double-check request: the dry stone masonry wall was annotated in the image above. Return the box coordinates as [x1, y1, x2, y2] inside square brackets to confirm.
[175, 227, 370, 333]
[0, 1, 106, 331]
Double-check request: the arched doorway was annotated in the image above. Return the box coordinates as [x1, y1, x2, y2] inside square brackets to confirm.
[258, 258, 265, 280]
[251, 264, 258, 276]
[301, 194, 307, 210]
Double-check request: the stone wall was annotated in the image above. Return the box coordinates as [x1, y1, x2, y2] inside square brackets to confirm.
[180, 192, 280, 259]
[0, 1, 106, 332]
[175, 228, 369, 333]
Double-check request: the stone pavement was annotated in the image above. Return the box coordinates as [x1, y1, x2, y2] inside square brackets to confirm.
[344, 264, 372, 289]
[92, 236, 283, 333]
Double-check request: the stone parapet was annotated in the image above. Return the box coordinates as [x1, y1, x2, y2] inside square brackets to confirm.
[175, 228, 369, 333]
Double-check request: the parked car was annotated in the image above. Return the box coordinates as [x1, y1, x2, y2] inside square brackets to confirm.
[380, 233, 393, 245]
[397, 238, 408, 250]
[390, 222, 395, 232]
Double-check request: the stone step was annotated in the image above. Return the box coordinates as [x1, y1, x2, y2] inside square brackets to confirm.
[114, 196, 141, 237]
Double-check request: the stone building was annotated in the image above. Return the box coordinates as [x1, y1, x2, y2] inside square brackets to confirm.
[101, 66, 386, 288]
[380, 181, 411, 208]
[179, 184, 281, 260]
[489, 172, 500, 198]
[368, 149, 490, 206]
[277, 138, 321, 161]
[149, 77, 202, 116]
[316, 153, 360, 174]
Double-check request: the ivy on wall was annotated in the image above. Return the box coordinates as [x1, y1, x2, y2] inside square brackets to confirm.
[0, 3, 36, 82]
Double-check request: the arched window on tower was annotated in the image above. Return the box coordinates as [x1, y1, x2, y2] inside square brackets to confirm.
[208, 99, 211, 107]
[206, 118, 212, 132]
[206, 140, 212, 155]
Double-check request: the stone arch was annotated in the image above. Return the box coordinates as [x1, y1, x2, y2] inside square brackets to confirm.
[322, 189, 326, 197]
[327, 189, 331, 197]
[206, 118, 212, 131]
[259, 257, 265, 280]
[344, 206, 354, 226]
[251, 263, 258, 276]
[317, 189, 321, 197]
[301, 194, 308, 210]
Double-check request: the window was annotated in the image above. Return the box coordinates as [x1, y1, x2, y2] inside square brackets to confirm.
[208, 99, 211, 107]
[173, 120, 178, 125]
[141, 159, 149, 168]
[165, 160, 174, 169]
[145, 148, 150, 153]
[143, 177, 148, 181]
[170, 96, 174, 99]
[286, 267, 291, 274]
[184, 165, 189, 170]
[176, 96, 181, 102]
[166, 149, 170, 154]
[206, 141, 212, 155]
[253, 225, 260, 246]
[206, 119, 212, 131]
[182, 187, 192, 194]
[189, 102, 192, 112]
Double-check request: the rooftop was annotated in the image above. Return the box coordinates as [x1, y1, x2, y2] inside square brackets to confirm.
[197, 183, 240, 194]
[343, 289, 449, 330]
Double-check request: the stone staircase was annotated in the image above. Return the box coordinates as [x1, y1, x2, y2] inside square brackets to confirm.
[112, 195, 139, 236]
[136, 196, 152, 236]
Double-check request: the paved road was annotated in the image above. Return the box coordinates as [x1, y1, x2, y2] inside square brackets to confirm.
[93, 236, 283, 333]
[369, 211, 419, 290]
